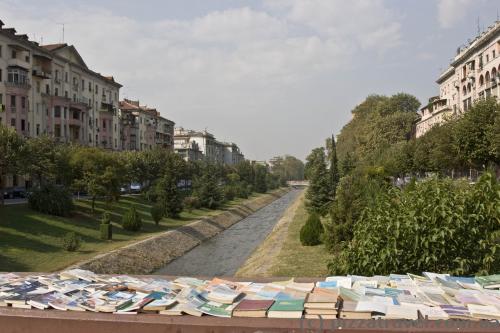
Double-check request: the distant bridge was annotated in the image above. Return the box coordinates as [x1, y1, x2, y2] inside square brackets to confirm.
[286, 180, 309, 187]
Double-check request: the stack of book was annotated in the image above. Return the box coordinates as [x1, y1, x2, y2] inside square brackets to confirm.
[5, 269, 500, 321]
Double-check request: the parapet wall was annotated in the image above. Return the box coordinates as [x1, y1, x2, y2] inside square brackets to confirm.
[74, 188, 290, 274]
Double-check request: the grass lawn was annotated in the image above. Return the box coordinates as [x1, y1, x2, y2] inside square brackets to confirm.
[0, 193, 260, 272]
[269, 194, 331, 277]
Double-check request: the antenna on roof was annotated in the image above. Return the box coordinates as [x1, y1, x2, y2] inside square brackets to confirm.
[477, 16, 480, 36]
[56, 22, 65, 42]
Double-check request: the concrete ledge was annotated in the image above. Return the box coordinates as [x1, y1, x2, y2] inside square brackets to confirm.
[74, 188, 291, 274]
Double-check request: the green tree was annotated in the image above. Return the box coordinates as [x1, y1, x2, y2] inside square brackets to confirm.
[193, 162, 223, 209]
[300, 212, 324, 246]
[253, 164, 268, 193]
[326, 135, 340, 197]
[71, 148, 124, 213]
[0, 124, 26, 205]
[305, 147, 331, 215]
[154, 153, 185, 218]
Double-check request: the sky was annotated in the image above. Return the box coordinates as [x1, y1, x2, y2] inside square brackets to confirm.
[1, 0, 499, 161]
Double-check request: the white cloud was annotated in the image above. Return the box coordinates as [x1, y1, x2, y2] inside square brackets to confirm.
[437, 0, 474, 29]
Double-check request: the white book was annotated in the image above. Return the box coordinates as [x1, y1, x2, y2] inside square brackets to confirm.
[418, 306, 449, 320]
[467, 304, 500, 319]
[325, 277, 352, 288]
[385, 305, 419, 320]
[355, 301, 387, 314]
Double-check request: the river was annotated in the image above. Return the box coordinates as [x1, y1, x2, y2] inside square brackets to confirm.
[155, 189, 302, 277]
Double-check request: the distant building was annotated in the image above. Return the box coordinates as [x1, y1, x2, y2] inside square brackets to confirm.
[173, 127, 244, 164]
[119, 99, 174, 151]
[416, 20, 500, 137]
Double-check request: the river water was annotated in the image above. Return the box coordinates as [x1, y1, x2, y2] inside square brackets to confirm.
[155, 189, 302, 277]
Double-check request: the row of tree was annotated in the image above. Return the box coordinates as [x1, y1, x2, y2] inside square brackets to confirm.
[304, 93, 500, 275]
[0, 124, 293, 218]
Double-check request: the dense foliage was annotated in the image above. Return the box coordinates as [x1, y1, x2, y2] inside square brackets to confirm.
[122, 206, 143, 232]
[329, 173, 500, 276]
[305, 147, 332, 215]
[269, 155, 305, 185]
[28, 184, 74, 217]
[61, 232, 81, 252]
[299, 212, 324, 246]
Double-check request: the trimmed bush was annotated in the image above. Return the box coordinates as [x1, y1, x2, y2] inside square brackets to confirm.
[183, 196, 200, 212]
[122, 205, 142, 231]
[99, 211, 112, 240]
[28, 184, 74, 217]
[150, 204, 164, 226]
[300, 213, 324, 246]
[61, 232, 81, 252]
[223, 186, 237, 202]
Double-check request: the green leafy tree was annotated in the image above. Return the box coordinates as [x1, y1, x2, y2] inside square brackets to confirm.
[0, 124, 26, 205]
[305, 147, 331, 215]
[154, 153, 185, 218]
[193, 162, 223, 209]
[71, 148, 124, 213]
[326, 135, 340, 197]
[253, 164, 268, 193]
[122, 205, 142, 231]
[150, 204, 164, 226]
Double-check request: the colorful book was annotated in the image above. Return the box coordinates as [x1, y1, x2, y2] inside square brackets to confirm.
[232, 299, 274, 318]
[267, 299, 304, 318]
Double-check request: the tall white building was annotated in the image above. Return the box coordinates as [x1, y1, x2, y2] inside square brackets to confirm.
[416, 20, 500, 138]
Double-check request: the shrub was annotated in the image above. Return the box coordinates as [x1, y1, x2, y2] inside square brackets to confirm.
[223, 186, 237, 202]
[61, 232, 81, 251]
[183, 196, 200, 212]
[150, 204, 164, 226]
[300, 213, 324, 246]
[329, 172, 500, 276]
[28, 184, 74, 217]
[100, 211, 112, 240]
[122, 205, 142, 231]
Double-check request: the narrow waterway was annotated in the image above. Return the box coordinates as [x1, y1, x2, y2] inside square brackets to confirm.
[155, 189, 303, 277]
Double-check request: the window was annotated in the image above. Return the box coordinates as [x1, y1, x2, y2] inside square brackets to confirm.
[11, 118, 15, 127]
[11, 50, 16, 59]
[36, 124, 40, 136]
[10, 95, 16, 107]
[54, 106, 61, 118]
[88, 82, 91, 91]
[0, 45, 2, 57]
[25, 55, 29, 63]
[103, 119, 106, 129]
[65, 72, 68, 82]
[21, 119, 25, 131]
[486, 54, 489, 62]
[7, 68, 28, 85]
[95, 84, 98, 94]
[45, 84, 49, 94]
[21, 97, 25, 108]
[0, 69, 2, 81]
[65, 91, 68, 98]
[82, 79, 85, 91]
[0, 94, 3, 104]
[64, 107, 67, 119]
[55, 70, 59, 81]
[55, 87, 59, 96]
[36, 81, 40, 93]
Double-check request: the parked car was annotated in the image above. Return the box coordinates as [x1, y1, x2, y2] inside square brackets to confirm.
[130, 183, 142, 194]
[3, 188, 14, 199]
[12, 187, 27, 198]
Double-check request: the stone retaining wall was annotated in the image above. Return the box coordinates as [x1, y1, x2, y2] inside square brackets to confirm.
[74, 188, 290, 274]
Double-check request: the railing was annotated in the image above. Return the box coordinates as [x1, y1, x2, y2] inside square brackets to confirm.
[5, 80, 30, 89]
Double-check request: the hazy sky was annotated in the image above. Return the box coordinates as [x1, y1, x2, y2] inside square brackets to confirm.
[1, 0, 499, 160]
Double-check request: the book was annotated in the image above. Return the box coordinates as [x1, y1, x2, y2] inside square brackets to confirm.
[197, 301, 234, 318]
[232, 299, 274, 318]
[339, 301, 372, 320]
[467, 304, 500, 320]
[158, 302, 185, 316]
[142, 298, 177, 312]
[304, 314, 337, 319]
[418, 306, 449, 320]
[439, 305, 472, 320]
[206, 285, 242, 304]
[304, 308, 338, 315]
[285, 282, 315, 293]
[267, 299, 304, 319]
[304, 293, 338, 309]
[339, 287, 362, 302]
[384, 305, 419, 320]
[324, 277, 352, 288]
[27, 291, 60, 310]
[475, 275, 500, 289]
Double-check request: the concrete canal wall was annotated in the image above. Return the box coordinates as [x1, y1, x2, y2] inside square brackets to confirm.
[73, 188, 290, 274]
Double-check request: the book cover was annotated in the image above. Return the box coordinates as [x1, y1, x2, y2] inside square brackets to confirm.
[233, 299, 274, 312]
[268, 299, 304, 312]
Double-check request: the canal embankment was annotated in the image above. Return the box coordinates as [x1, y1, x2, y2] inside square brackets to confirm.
[155, 189, 303, 277]
[72, 188, 291, 274]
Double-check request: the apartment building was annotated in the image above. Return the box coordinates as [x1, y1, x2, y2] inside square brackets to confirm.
[119, 99, 174, 151]
[173, 127, 244, 164]
[0, 20, 122, 149]
[416, 20, 500, 137]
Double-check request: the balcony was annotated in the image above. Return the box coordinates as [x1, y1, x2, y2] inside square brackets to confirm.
[7, 58, 30, 70]
[32, 66, 51, 79]
[5, 80, 30, 89]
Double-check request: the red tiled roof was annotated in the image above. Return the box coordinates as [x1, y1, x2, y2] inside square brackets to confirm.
[40, 43, 67, 51]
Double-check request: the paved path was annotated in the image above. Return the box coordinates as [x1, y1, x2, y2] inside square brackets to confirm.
[155, 189, 303, 277]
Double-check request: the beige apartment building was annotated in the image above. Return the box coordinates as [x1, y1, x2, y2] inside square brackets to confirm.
[0, 20, 123, 188]
[173, 127, 244, 165]
[119, 99, 174, 151]
[416, 20, 500, 137]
